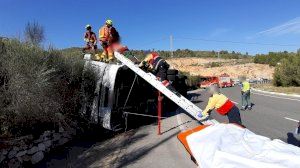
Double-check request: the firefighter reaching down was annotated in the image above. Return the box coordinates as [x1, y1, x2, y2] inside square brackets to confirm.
[83, 24, 97, 52]
[201, 84, 243, 126]
[139, 52, 174, 89]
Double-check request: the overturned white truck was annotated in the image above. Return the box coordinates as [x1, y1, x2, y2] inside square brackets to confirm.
[81, 57, 188, 131]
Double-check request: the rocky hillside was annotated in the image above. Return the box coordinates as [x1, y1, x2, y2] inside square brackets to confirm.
[166, 57, 274, 79]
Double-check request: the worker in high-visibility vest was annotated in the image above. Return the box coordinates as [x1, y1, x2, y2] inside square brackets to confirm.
[241, 78, 251, 110]
[98, 19, 120, 63]
[83, 24, 97, 52]
[201, 84, 243, 126]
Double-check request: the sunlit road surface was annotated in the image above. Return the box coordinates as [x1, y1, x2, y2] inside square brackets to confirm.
[38, 87, 300, 168]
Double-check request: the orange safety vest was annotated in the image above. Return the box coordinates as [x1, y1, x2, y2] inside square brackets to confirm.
[99, 25, 111, 42]
[216, 99, 234, 115]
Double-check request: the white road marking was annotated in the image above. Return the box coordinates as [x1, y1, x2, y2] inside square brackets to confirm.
[176, 110, 186, 131]
[252, 92, 300, 102]
[231, 100, 239, 104]
[284, 117, 299, 123]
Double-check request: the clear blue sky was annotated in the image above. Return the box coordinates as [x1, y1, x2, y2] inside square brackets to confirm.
[1, 0, 300, 54]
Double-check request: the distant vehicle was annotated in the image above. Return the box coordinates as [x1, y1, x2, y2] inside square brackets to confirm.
[199, 73, 234, 88]
[232, 79, 240, 85]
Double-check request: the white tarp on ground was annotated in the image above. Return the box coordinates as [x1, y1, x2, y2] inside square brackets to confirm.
[186, 123, 300, 168]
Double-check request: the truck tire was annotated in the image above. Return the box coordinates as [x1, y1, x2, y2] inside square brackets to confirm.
[167, 69, 178, 75]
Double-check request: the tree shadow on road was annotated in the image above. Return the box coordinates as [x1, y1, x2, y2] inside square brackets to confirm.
[115, 130, 180, 168]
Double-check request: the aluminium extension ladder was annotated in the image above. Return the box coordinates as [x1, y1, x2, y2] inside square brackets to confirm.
[114, 52, 218, 125]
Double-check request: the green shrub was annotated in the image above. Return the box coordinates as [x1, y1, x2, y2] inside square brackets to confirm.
[273, 55, 300, 87]
[205, 62, 222, 68]
[254, 52, 293, 66]
[0, 39, 95, 138]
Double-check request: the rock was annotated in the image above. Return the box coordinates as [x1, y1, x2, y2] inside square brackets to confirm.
[59, 125, 64, 133]
[0, 154, 5, 163]
[33, 136, 43, 144]
[27, 146, 38, 155]
[38, 143, 46, 151]
[21, 154, 31, 162]
[17, 156, 23, 163]
[31, 151, 44, 164]
[16, 150, 27, 157]
[44, 140, 52, 148]
[43, 130, 51, 137]
[53, 133, 61, 141]
[12, 146, 19, 152]
[1, 149, 8, 155]
[58, 138, 69, 146]
[8, 149, 17, 159]
[62, 132, 71, 139]
[8, 158, 21, 168]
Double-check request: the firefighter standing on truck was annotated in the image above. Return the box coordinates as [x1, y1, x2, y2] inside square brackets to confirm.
[201, 84, 243, 126]
[83, 24, 97, 52]
[99, 19, 120, 63]
[241, 77, 251, 110]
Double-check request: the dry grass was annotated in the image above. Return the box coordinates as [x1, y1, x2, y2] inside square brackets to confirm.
[166, 57, 274, 79]
[0, 39, 96, 138]
[253, 83, 300, 95]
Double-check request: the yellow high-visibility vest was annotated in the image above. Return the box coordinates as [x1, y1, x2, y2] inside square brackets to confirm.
[242, 81, 250, 92]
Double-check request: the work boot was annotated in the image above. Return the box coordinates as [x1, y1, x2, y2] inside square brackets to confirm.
[108, 58, 115, 64]
[94, 54, 101, 61]
[240, 106, 246, 111]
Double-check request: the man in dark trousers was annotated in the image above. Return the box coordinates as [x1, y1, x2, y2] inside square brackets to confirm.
[201, 84, 243, 126]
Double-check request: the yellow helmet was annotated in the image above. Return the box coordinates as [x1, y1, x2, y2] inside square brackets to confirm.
[85, 24, 91, 29]
[105, 19, 113, 26]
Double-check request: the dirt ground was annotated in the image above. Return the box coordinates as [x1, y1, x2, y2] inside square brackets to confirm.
[166, 57, 274, 79]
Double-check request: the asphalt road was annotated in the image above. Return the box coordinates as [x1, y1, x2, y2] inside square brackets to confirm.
[39, 87, 300, 167]
[201, 86, 300, 141]
[120, 86, 300, 167]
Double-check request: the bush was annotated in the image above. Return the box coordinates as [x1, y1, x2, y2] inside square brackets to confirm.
[205, 62, 222, 68]
[254, 52, 293, 66]
[0, 39, 96, 138]
[273, 55, 300, 87]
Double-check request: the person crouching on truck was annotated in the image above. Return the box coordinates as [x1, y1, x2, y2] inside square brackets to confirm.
[201, 84, 243, 126]
[139, 52, 173, 88]
[83, 24, 97, 53]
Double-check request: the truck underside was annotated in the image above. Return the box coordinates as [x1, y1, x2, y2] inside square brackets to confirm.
[81, 60, 187, 131]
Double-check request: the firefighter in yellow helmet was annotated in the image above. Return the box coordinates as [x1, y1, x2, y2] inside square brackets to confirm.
[98, 19, 120, 63]
[83, 24, 97, 52]
[201, 84, 243, 126]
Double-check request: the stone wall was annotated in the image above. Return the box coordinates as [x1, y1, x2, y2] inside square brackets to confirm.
[0, 127, 76, 167]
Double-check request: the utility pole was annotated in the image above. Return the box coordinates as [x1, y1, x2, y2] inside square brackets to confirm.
[170, 35, 173, 57]
[218, 51, 220, 60]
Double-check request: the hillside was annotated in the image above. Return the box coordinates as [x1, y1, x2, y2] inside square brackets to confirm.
[166, 57, 274, 79]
